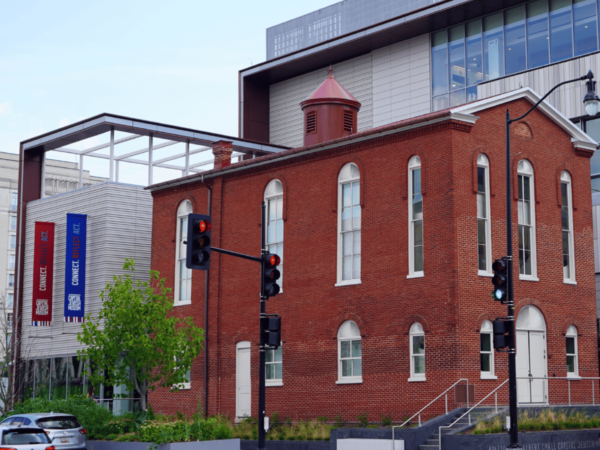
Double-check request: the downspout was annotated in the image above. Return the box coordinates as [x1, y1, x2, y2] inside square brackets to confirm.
[203, 175, 211, 418]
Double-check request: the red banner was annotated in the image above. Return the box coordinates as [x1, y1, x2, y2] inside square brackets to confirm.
[32, 222, 55, 326]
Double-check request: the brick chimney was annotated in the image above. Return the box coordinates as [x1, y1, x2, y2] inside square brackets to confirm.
[212, 140, 233, 170]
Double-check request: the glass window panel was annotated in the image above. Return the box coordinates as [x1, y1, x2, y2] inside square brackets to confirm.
[481, 354, 491, 372]
[269, 244, 277, 254]
[449, 89, 466, 107]
[481, 333, 491, 352]
[523, 227, 531, 250]
[342, 207, 351, 231]
[574, 0, 598, 56]
[277, 244, 283, 260]
[563, 231, 570, 254]
[467, 86, 478, 102]
[519, 249, 525, 273]
[353, 254, 361, 279]
[477, 193, 486, 218]
[413, 196, 423, 220]
[561, 183, 569, 208]
[505, 6, 527, 75]
[343, 183, 352, 207]
[275, 347, 282, 362]
[352, 206, 361, 230]
[414, 245, 424, 272]
[564, 254, 571, 278]
[432, 30, 449, 95]
[268, 223, 275, 243]
[413, 168, 422, 194]
[466, 20, 483, 86]
[567, 355, 575, 372]
[567, 337, 576, 354]
[525, 250, 532, 274]
[592, 177, 600, 193]
[352, 340, 362, 358]
[353, 359, 362, 377]
[414, 356, 425, 374]
[353, 230, 361, 255]
[275, 363, 282, 379]
[342, 359, 352, 377]
[524, 201, 531, 225]
[276, 220, 283, 242]
[483, 12, 505, 80]
[523, 176, 531, 201]
[413, 336, 425, 354]
[269, 200, 276, 221]
[550, 0, 574, 62]
[352, 182, 360, 206]
[527, 0, 550, 68]
[343, 256, 352, 280]
[266, 364, 274, 379]
[341, 341, 350, 358]
[562, 206, 569, 230]
[343, 233, 352, 256]
[478, 220, 486, 245]
[478, 244, 486, 271]
[432, 94, 449, 111]
[266, 350, 274, 363]
[414, 221, 423, 246]
[276, 198, 283, 220]
[449, 25, 466, 91]
[477, 167, 485, 193]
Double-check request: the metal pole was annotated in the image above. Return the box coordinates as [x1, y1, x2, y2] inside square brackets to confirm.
[258, 201, 266, 450]
[445, 394, 448, 414]
[185, 141, 190, 176]
[109, 127, 115, 182]
[593, 380, 595, 406]
[495, 392, 498, 413]
[79, 155, 83, 188]
[568, 380, 571, 406]
[148, 134, 153, 186]
[506, 110, 521, 449]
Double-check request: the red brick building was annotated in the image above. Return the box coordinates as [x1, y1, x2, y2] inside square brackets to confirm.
[147, 81, 599, 421]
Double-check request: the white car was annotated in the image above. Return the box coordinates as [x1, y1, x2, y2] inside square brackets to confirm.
[0, 427, 55, 450]
[0, 414, 85, 450]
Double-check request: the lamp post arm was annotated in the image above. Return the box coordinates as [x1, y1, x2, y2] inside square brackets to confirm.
[509, 73, 591, 124]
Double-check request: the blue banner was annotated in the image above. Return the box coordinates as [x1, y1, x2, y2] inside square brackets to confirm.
[64, 213, 87, 322]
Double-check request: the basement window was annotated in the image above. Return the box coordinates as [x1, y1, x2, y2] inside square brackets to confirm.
[306, 111, 316, 134]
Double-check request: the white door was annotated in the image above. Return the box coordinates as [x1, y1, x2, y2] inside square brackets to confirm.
[516, 330, 547, 404]
[236, 343, 251, 420]
[516, 330, 530, 403]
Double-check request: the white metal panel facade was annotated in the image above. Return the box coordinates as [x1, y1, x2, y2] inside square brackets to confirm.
[21, 182, 153, 359]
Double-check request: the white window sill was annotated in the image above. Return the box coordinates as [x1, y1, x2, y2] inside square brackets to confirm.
[174, 383, 191, 390]
[266, 380, 283, 387]
[519, 276, 539, 282]
[408, 377, 426, 382]
[481, 373, 498, 380]
[478, 271, 493, 278]
[335, 279, 361, 287]
[407, 272, 424, 279]
[336, 377, 363, 385]
[174, 300, 192, 307]
[563, 279, 577, 285]
[566, 375, 581, 380]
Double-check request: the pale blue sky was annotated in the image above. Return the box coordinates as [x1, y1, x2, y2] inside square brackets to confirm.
[0, 0, 334, 181]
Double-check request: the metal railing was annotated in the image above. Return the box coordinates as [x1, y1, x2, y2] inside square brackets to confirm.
[392, 379, 468, 450]
[516, 376, 600, 407]
[438, 379, 509, 449]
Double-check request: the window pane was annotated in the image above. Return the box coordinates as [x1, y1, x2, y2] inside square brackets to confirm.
[562, 205, 570, 230]
[505, 6, 527, 75]
[343, 232, 352, 256]
[268, 223, 275, 243]
[478, 244, 486, 271]
[341, 341, 350, 358]
[525, 250, 532, 274]
[432, 94, 449, 111]
[527, 0, 550, 68]
[413, 335, 425, 354]
[449, 25, 466, 91]
[352, 182, 360, 206]
[523, 175, 531, 201]
[276, 198, 283, 220]
[413, 169, 421, 195]
[574, 0, 598, 56]
[567, 355, 575, 372]
[269, 200, 276, 221]
[342, 207, 351, 231]
[432, 30, 449, 95]
[352, 206, 361, 230]
[353, 255, 361, 279]
[483, 12, 505, 80]
[563, 231, 570, 254]
[466, 20, 483, 86]
[550, 0, 574, 62]
[414, 221, 423, 246]
[353, 359, 362, 377]
[477, 193, 486, 218]
[275, 347, 283, 362]
[276, 219, 283, 242]
[352, 340, 362, 358]
[413, 196, 423, 220]
[467, 86, 478, 102]
[564, 254, 571, 278]
[414, 355, 425, 374]
[353, 230, 361, 255]
[481, 353, 491, 372]
[414, 245, 424, 272]
[342, 359, 352, 377]
[561, 182, 569, 207]
[266, 350, 274, 363]
[277, 243, 283, 261]
[477, 167, 485, 193]
[567, 337, 575, 354]
[343, 256, 352, 280]
[275, 362, 282, 379]
[269, 244, 277, 254]
[523, 201, 531, 225]
[449, 89, 466, 107]
[343, 183, 352, 208]
[481, 333, 491, 352]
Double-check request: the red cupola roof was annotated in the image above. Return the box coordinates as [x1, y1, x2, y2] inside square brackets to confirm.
[300, 67, 361, 109]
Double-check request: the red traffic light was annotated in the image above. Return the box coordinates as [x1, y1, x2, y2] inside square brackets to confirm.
[197, 220, 211, 233]
[267, 254, 281, 266]
[492, 259, 507, 273]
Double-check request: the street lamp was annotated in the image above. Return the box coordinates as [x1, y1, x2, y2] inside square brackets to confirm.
[504, 70, 599, 449]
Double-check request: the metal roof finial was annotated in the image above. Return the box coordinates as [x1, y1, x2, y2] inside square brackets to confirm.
[328, 65, 333, 78]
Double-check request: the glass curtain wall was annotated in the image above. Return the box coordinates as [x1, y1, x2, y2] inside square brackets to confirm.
[432, 0, 600, 111]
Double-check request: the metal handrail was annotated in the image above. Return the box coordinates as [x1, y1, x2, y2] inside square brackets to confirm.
[516, 376, 600, 407]
[438, 379, 509, 450]
[392, 378, 468, 450]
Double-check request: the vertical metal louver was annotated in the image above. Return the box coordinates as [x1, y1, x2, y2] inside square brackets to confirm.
[343, 110, 353, 133]
[306, 111, 317, 134]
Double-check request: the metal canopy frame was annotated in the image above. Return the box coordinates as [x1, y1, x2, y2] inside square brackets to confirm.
[22, 113, 290, 189]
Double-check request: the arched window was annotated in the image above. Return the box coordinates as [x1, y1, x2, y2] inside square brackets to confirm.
[480, 320, 496, 378]
[408, 156, 424, 277]
[517, 160, 537, 279]
[561, 171, 576, 283]
[265, 180, 284, 287]
[175, 200, 193, 305]
[409, 323, 425, 381]
[338, 164, 361, 285]
[477, 154, 492, 274]
[337, 321, 362, 383]
[566, 325, 578, 377]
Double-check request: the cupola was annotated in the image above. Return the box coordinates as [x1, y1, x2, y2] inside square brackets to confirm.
[300, 68, 361, 147]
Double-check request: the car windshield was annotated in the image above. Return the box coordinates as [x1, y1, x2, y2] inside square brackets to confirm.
[37, 417, 80, 430]
[3, 429, 50, 445]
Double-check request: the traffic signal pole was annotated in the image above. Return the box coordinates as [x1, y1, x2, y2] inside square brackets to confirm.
[258, 201, 267, 450]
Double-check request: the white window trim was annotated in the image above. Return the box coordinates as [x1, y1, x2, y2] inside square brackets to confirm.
[517, 161, 538, 280]
[480, 320, 495, 379]
[409, 323, 426, 381]
[566, 325, 578, 377]
[337, 321, 363, 384]
[265, 180, 284, 293]
[561, 172, 576, 284]
[408, 157, 424, 278]
[477, 155, 492, 275]
[174, 201, 192, 307]
[265, 345, 283, 387]
[337, 164, 361, 285]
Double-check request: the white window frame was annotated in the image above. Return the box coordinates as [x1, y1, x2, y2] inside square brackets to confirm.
[517, 160, 538, 281]
[566, 325, 579, 378]
[8, 254, 14, 271]
[7, 293, 13, 309]
[8, 274, 13, 289]
[265, 180, 284, 291]
[477, 155, 492, 276]
[409, 322, 426, 381]
[174, 200, 193, 306]
[480, 320, 497, 379]
[336, 320, 362, 384]
[9, 216, 16, 231]
[561, 172, 576, 284]
[408, 156, 424, 278]
[265, 345, 283, 387]
[9, 235, 15, 251]
[336, 163, 361, 286]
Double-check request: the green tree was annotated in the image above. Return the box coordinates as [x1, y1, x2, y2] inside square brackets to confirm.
[77, 259, 203, 410]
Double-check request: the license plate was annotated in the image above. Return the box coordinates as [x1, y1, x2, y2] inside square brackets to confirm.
[60, 438, 70, 443]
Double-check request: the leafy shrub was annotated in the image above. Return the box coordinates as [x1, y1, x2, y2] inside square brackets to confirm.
[357, 412, 368, 428]
[316, 416, 329, 424]
[334, 414, 347, 428]
[381, 413, 392, 427]
[473, 409, 600, 435]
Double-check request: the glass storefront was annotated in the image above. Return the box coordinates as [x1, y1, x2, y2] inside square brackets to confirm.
[432, 0, 600, 111]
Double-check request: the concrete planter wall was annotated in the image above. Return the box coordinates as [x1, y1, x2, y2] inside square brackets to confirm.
[88, 439, 240, 450]
[442, 429, 600, 449]
[240, 440, 329, 450]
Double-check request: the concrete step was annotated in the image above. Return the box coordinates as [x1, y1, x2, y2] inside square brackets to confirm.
[419, 445, 439, 450]
[426, 439, 441, 445]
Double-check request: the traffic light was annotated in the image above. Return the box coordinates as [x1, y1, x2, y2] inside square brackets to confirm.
[262, 253, 281, 298]
[261, 316, 281, 348]
[491, 259, 508, 302]
[186, 214, 212, 270]
[493, 320, 511, 350]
